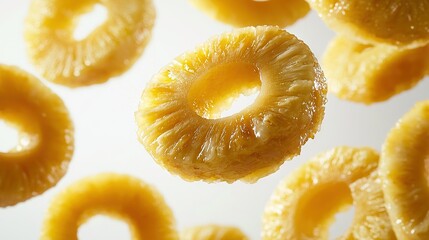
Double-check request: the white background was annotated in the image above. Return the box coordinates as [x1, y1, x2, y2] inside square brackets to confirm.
[0, 0, 428, 239]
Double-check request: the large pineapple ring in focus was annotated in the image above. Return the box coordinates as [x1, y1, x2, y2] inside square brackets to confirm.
[380, 101, 429, 239]
[24, 0, 155, 87]
[181, 225, 248, 240]
[136, 26, 327, 183]
[262, 147, 396, 240]
[323, 36, 429, 105]
[0, 65, 74, 207]
[188, 0, 310, 28]
[41, 173, 179, 240]
[307, 0, 429, 47]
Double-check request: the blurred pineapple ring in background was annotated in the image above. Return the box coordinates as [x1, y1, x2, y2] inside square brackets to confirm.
[307, 0, 429, 47]
[181, 225, 248, 240]
[0, 65, 73, 207]
[136, 26, 327, 183]
[323, 36, 429, 105]
[262, 147, 396, 240]
[25, 0, 155, 87]
[41, 173, 179, 240]
[188, 0, 310, 28]
[380, 101, 429, 239]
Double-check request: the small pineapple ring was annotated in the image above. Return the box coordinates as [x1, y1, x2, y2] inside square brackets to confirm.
[181, 225, 249, 240]
[262, 147, 396, 240]
[188, 0, 310, 28]
[0, 65, 74, 207]
[41, 173, 178, 240]
[380, 101, 429, 239]
[136, 26, 327, 183]
[24, 0, 155, 87]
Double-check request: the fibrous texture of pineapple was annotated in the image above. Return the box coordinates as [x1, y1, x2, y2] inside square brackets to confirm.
[41, 173, 178, 240]
[307, 0, 429, 47]
[262, 147, 396, 240]
[136, 26, 327, 183]
[25, 0, 155, 87]
[0, 65, 74, 208]
[188, 0, 310, 28]
[380, 101, 429, 239]
[323, 36, 429, 105]
[180, 225, 248, 240]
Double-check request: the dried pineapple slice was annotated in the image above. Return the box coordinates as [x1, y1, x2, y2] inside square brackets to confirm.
[262, 147, 396, 240]
[188, 0, 310, 28]
[181, 225, 248, 240]
[307, 0, 429, 47]
[0, 65, 73, 207]
[136, 26, 327, 183]
[323, 36, 429, 104]
[380, 101, 429, 239]
[41, 173, 178, 240]
[25, 0, 155, 87]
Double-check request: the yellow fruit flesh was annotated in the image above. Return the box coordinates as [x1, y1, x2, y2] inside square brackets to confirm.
[41, 173, 178, 240]
[323, 36, 429, 104]
[0, 65, 73, 207]
[25, 0, 155, 87]
[136, 26, 327, 183]
[380, 101, 429, 239]
[262, 147, 395, 239]
[181, 225, 248, 240]
[188, 0, 310, 28]
[308, 0, 429, 47]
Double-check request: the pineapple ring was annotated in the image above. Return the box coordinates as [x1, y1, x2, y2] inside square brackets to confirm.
[0, 65, 74, 207]
[307, 0, 429, 47]
[380, 101, 429, 239]
[262, 147, 396, 239]
[188, 0, 310, 28]
[24, 0, 155, 87]
[323, 36, 429, 105]
[136, 26, 327, 183]
[41, 173, 179, 240]
[180, 225, 249, 240]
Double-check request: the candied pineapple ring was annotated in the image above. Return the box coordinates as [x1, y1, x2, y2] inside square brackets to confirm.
[0, 65, 73, 207]
[25, 0, 155, 87]
[188, 0, 310, 28]
[181, 225, 248, 240]
[41, 173, 178, 240]
[323, 36, 429, 104]
[307, 0, 429, 47]
[262, 147, 396, 240]
[136, 26, 327, 183]
[380, 101, 429, 239]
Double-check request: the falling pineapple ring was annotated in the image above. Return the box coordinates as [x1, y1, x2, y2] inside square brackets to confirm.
[0, 65, 73, 207]
[41, 173, 178, 240]
[380, 101, 429, 239]
[262, 147, 396, 239]
[136, 26, 327, 183]
[181, 225, 249, 240]
[24, 0, 155, 87]
[188, 0, 310, 28]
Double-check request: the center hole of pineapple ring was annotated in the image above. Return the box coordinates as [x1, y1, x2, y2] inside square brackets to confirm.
[73, 4, 108, 41]
[296, 182, 354, 239]
[188, 62, 261, 120]
[0, 120, 20, 153]
[79, 215, 132, 240]
[329, 206, 355, 239]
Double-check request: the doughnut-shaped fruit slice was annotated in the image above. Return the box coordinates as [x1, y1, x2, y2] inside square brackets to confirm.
[181, 225, 248, 240]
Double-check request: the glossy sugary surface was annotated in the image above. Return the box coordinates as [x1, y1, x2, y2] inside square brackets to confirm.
[136, 26, 327, 183]
[262, 146, 395, 239]
[380, 101, 429, 239]
[41, 173, 178, 240]
[0, 65, 73, 207]
[323, 36, 429, 104]
[188, 0, 310, 28]
[308, 0, 429, 47]
[181, 225, 248, 240]
[25, 0, 155, 87]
